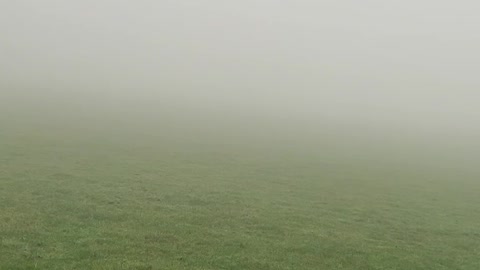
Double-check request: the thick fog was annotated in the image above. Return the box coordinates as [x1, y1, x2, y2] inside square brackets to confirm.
[1, 1, 479, 167]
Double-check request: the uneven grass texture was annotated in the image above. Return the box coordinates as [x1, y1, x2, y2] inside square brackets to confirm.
[1, 133, 479, 269]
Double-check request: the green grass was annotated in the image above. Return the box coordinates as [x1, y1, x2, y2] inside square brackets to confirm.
[1, 131, 479, 269]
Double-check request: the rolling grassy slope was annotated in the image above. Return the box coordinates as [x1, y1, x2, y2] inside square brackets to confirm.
[1, 128, 479, 269]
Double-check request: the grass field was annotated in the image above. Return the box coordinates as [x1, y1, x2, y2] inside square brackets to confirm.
[2, 0, 480, 268]
[1, 125, 479, 270]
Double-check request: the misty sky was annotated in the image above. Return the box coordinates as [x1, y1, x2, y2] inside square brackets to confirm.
[1, 0, 479, 136]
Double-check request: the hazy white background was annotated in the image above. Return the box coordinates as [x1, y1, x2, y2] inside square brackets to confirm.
[1, 0, 479, 144]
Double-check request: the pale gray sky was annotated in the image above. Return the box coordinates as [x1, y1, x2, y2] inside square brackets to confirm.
[1, 0, 479, 136]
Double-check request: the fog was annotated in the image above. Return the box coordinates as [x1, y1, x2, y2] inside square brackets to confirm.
[1, 1, 479, 170]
